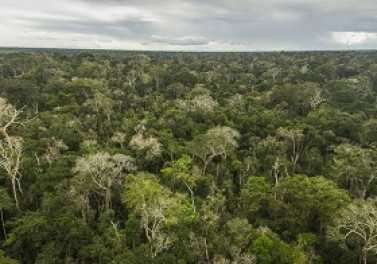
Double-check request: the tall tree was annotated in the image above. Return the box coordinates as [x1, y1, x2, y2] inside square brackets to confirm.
[73, 152, 136, 210]
[332, 143, 377, 198]
[328, 198, 377, 264]
[161, 155, 202, 211]
[277, 127, 309, 174]
[190, 126, 240, 174]
[123, 172, 194, 257]
[0, 97, 24, 210]
[274, 175, 350, 236]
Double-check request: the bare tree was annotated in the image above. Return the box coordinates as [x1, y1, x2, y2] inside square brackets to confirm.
[272, 157, 288, 188]
[73, 152, 136, 210]
[129, 133, 162, 160]
[0, 97, 24, 210]
[190, 95, 219, 112]
[110, 131, 126, 149]
[191, 126, 240, 175]
[175, 94, 219, 113]
[309, 86, 326, 109]
[277, 127, 309, 174]
[43, 137, 68, 166]
[328, 198, 377, 264]
[141, 196, 174, 257]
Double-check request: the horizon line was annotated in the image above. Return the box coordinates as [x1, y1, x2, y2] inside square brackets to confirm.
[1, 46, 377, 54]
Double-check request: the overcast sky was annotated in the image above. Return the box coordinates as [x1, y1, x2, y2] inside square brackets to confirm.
[1, 0, 377, 51]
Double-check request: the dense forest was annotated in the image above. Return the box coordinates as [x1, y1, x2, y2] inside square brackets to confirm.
[1, 50, 377, 264]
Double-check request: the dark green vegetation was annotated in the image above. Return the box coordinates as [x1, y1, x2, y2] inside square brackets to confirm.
[1, 50, 377, 264]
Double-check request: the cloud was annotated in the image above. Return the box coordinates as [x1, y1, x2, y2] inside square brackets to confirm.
[32, 18, 157, 39]
[331, 31, 377, 45]
[151, 36, 209, 46]
[2, 0, 377, 50]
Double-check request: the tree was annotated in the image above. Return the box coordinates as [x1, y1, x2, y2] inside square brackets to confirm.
[83, 91, 115, 140]
[227, 93, 245, 111]
[274, 175, 350, 236]
[0, 137, 22, 211]
[249, 228, 311, 264]
[212, 253, 256, 264]
[253, 136, 288, 184]
[359, 119, 377, 145]
[248, 232, 293, 264]
[175, 94, 218, 113]
[43, 137, 68, 166]
[0, 79, 40, 109]
[190, 95, 219, 113]
[224, 218, 256, 264]
[332, 143, 377, 198]
[306, 104, 364, 142]
[6, 194, 94, 264]
[73, 152, 136, 210]
[0, 188, 13, 239]
[129, 133, 162, 160]
[110, 131, 127, 149]
[165, 82, 188, 99]
[189, 189, 226, 263]
[126, 70, 139, 90]
[150, 65, 166, 90]
[269, 82, 326, 115]
[240, 177, 271, 220]
[65, 174, 92, 222]
[328, 198, 377, 264]
[0, 97, 24, 210]
[123, 173, 170, 254]
[161, 155, 202, 211]
[190, 126, 240, 174]
[76, 59, 108, 78]
[277, 127, 309, 174]
[123, 172, 194, 257]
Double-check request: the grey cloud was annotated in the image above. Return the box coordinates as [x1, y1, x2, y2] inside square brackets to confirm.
[3, 0, 377, 50]
[151, 36, 209, 45]
[75, 0, 377, 14]
[32, 17, 157, 39]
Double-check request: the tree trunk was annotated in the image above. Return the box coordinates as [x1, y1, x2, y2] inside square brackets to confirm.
[203, 160, 209, 176]
[362, 250, 367, 264]
[81, 208, 86, 222]
[204, 237, 209, 262]
[11, 177, 19, 211]
[291, 154, 299, 175]
[105, 187, 111, 210]
[0, 208, 6, 239]
[184, 181, 196, 212]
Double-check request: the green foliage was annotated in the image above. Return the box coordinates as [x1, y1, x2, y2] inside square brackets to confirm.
[241, 176, 271, 221]
[332, 143, 377, 198]
[273, 175, 350, 238]
[0, 50, 376, 264]
[306, 104, 364, 141]
[0, 188, 13, 210]
[0, 249, 19, 264]
[249, 233, 293, 264]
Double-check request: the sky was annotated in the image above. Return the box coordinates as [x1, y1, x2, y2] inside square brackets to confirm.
[1, 0, 377, 51]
